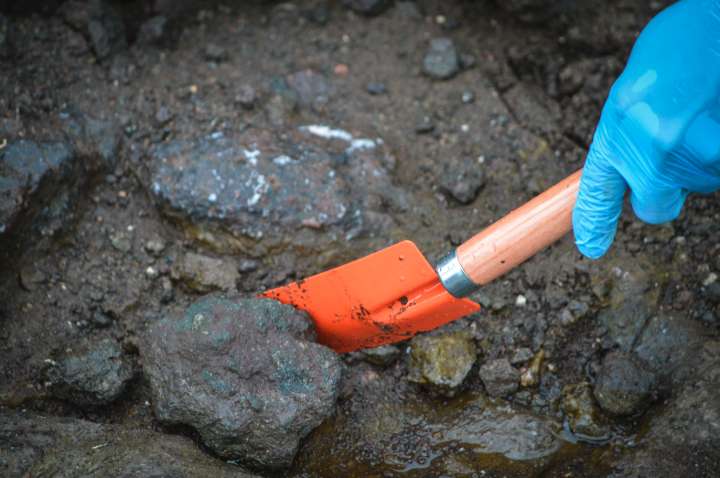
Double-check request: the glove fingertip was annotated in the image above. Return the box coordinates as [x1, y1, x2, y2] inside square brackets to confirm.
[630, 188, 688, 225]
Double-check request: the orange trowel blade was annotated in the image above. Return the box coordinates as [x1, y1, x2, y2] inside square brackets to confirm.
[258, 240, 480, 353]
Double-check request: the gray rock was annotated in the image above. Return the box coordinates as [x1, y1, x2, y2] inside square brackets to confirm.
[423, 38, 459, 80]
[0, 414, 260, 478]
[203, 43, 228, 62]
[342, 0, 392, 15]
[170, 252, 240, 293]
[142, 296, 343, 470]
[438, 157, 484, 204]
[136, 15, 169, 45]
[46, 339, 132, 406]
[594, 350, 656, 416]
[364, 81, 386, 95]
[155, 107, 171, 126]
[147, 127, 407, 256]
[510, 347, 534, 365]
[363, 344, 401, 367]
[108, 231, 132, 252]
[407, 332, 476, 397]
[480, 358, 520, 397]
[59, 0, 127, 60]
[145, 238, 166, 254]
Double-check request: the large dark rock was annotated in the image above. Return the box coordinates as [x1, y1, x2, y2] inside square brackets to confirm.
[142, 296, 344, 470]
[0, 414, 260, 478]
[59, 0, 127, 60]
[147, 126, 407, 259]
[46, 339, 133, 406]
[594, 350, 656, 416]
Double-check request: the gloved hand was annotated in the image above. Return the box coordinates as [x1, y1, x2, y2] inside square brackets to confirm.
[572, 0, 720, 259]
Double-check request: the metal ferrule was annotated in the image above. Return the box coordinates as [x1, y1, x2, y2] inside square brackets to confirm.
[436, 249, 479, 299]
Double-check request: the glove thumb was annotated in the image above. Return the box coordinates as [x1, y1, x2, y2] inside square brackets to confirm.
[572, 150, 628, 259]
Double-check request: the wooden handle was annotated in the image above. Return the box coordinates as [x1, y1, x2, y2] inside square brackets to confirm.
[456, 169, 582, 286]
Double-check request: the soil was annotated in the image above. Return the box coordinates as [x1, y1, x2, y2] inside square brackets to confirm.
[2, 0, 720, 477]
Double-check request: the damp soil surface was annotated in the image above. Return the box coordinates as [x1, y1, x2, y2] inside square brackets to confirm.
[2, 1, 720, 477]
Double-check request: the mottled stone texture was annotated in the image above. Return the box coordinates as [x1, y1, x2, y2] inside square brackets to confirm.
[142, 296, 343, 470]
[47, 339, 133, 407]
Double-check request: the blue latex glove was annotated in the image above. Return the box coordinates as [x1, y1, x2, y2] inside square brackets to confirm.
[573, 0, 720, 259]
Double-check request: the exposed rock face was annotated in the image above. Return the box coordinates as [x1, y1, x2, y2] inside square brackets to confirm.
[594, 350, 656, 416]
[479, 358, 520, 397]
[46, 339, 133, 406]
[142, 296, 344, 470]
[407, 332, 476, 397]
[0, 414, 260, 478]
[147, 126, 407, 259]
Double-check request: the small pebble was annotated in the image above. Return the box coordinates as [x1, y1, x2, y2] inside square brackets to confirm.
[364, 82, 386, 95]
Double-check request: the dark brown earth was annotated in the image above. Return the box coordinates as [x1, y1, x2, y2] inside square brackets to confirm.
[2, 1, 720, 477]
